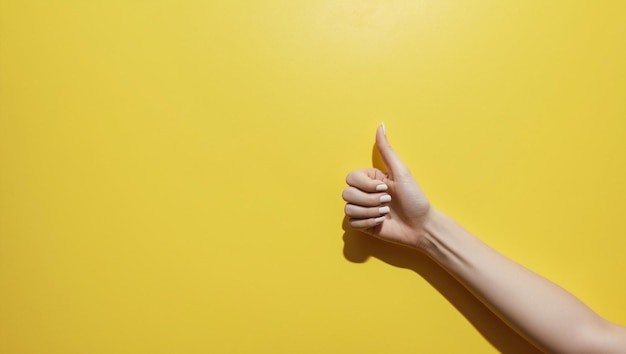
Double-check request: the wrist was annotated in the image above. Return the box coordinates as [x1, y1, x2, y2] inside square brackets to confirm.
[417, 208, 465, 262]
[416, 207, 442, 252]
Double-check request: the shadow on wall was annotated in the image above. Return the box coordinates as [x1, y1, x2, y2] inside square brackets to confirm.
[339, 144, 542, 354]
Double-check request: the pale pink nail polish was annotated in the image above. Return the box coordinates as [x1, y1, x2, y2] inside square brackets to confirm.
[376, 184, 388, 192]
[380, 195, 392, 203]
[379, 206, 390, 214]
[374, 216, 385, 223]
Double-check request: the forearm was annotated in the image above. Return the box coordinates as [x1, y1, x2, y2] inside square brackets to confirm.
[419, 208, 624, 353]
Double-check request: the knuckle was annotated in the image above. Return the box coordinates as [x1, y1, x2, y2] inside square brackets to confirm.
[345, 172, 355, 185]
[341, 188, 352, 201]
[349, 218, 360, 228]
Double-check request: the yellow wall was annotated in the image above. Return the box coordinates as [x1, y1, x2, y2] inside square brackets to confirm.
[1, 1, 625, 353]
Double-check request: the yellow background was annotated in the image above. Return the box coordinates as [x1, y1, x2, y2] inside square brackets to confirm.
[1, 1, 625, 353]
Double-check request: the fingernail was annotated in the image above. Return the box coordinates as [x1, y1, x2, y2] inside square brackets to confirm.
[379, 206, 390, 214]
[380, 195, 392, 203]
[374, 216, 385, 223]
[376, 184, 388, 192]
[381, 122, 386, 135]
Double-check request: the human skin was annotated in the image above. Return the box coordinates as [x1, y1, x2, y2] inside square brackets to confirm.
[342, 124, 626, 353]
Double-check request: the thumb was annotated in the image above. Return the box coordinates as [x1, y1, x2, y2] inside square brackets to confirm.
[375, 123, 407, 176]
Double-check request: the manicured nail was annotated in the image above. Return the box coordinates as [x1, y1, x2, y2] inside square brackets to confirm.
[379, 206, 390, 214]
[376, 184, 388, 192]
[380, 195, 391, 203]
[381, 122, 386, 135]
[374, 216, 385, 224]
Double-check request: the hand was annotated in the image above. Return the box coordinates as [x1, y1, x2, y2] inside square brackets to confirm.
[342, 124, 432, 249]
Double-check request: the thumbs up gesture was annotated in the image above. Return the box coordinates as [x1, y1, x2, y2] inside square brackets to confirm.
[342, 124, 433, 249]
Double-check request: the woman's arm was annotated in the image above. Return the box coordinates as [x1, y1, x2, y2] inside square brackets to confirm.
[421, 208, 626, 353]
[342, 124, 626, 353]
